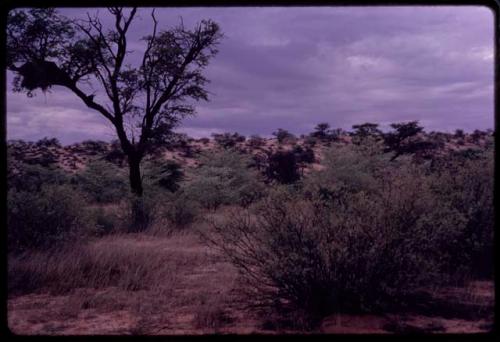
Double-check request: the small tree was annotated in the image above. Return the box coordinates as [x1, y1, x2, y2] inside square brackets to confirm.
[311, 122, 340, 142]
[212, 132, 245, 149]
[351, 122, 383, 146]
[454, 129, 465, 139]
[311, 122, 330, 138]
[383, 121, 436, 161]
[351, 122, 382, 137]
[265, 150, 300, 184]
[273, 128, 295, 144]
[7, 8, 222, 196]
[471, 129, 485, 144]
[247, 134, 265, 148]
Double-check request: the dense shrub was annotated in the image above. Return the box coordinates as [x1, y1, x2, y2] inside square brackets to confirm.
[171, 133, 191, 148]
[247, 134, 265, 148]
[310, 123, 339, 142]
[73, 160, 128, 203]
[86, 206, 122, 236]
[104, 140, 126, 166]
[123, 192, 162, 233]
[35, 137, 61, 148]
[81, 140, 109, 154]
[24, 149, 59, 166]
[212, 142, 493, 325]
[163, 193, 200, 228]
[351, 122, 383, 145]
[212, 169, 468, 325]
[470, 129, 485, 143]
[8, 163, 69, 192]
[293, 145, 315, 164]
[454, 129, 465, 138]
[272, 128, 295, 144]
[8, 184, 88, 253]
[311, 122, 330, 138]
[304, 144, 388, 194]
[428, 147, 494, 278]
[384, 121, 438, 161]
[143, 160, 184, 192]
[265, 150, 300, 184]
[303, 135, 317, 147]
[212, 132, 246, 149]
[185, 149, 266, 209]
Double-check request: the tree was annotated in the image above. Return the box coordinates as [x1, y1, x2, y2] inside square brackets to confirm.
[311, 122, 330, 138]
[351, 122, 382, 138]
[454, 129, 465, 139]
[7, 8, 222, 196]
[272, 128, 295, 144]
[383, 121, 437, 161]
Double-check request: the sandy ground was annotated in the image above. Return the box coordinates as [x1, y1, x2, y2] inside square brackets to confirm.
[7, 231, 494, 335]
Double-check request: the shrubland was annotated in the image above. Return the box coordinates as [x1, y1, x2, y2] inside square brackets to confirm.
[7, 126, 494, 331]
[210, 139, 494, 326]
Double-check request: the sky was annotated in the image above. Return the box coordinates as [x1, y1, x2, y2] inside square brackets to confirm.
[6, 6, 495, 144]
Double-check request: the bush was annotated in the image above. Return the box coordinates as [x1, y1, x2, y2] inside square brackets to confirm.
[272, 128, 295, 144]
[212, 132, 246, 149]
[428, 148, 494, 278]
[8, 184, 88, 253]
[124, 193, 160, 233]
[104, 140, 126, 166]
[87, 206, 122, 236]
[35, 137, 61, 148]
[470, 129, 485, 144]
[212, 168, 468, 326]
[303, 135, 318, 147]
[185, 150, 266, 210]
[247, 134, 265, 148]
[143, 160, 184, 192]
[81, 140, 109, 154]
[24, 149, 59, 166]
[293, 145, 315, 164]
[8, 163, 69, 192]
[185, 177, 232, 211]
[73, 160, 128, 203]
[304, 144, 388, 194]
[454, 129, 465, 138]
[311, 122, 330, 138]
[163, 193, 199, 228]
[310, 123, 339, 142]
[265, 150, 301, 184]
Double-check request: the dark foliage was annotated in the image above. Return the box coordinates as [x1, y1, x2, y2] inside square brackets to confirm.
[265, 150, 301, 184]
[293, 145, 315, 164]
[8, 185, 87, 253]
[212, 132, 246, 149]
[8, 8, 222, 196]
[273, 128, 295, 144]
[383, 121, 438, 160]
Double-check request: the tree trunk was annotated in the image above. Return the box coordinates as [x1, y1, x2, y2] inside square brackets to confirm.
[128, 154, 143, 196]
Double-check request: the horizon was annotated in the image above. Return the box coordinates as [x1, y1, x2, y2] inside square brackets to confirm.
[6, 122, 493, 147]
[6, 6, 494, 144]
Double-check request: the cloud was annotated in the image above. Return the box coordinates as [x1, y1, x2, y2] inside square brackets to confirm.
[6, 6, 494, 143]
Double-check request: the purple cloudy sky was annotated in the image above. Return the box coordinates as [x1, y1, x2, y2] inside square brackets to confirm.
[6, 6, 494, 144]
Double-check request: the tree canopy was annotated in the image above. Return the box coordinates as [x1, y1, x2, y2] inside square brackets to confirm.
[7, 7, 223, 195]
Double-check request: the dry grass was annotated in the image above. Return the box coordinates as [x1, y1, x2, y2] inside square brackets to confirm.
[8, 223, 495, 335]
[8, 230, 257, 335]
